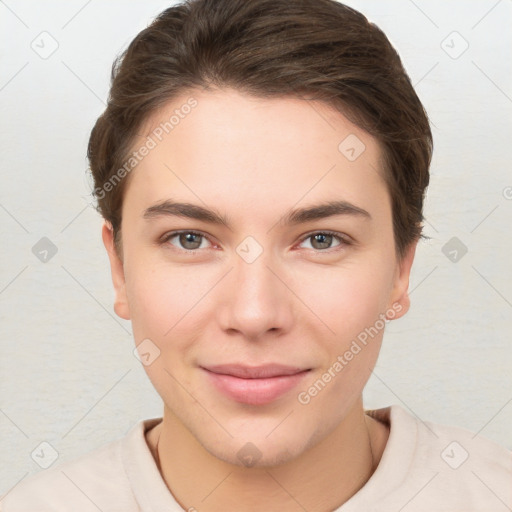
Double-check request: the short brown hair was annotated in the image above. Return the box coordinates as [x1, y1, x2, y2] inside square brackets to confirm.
[88, 0, 432, 258]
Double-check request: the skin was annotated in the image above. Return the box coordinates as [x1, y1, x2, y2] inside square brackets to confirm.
[102, 87, 417, 511]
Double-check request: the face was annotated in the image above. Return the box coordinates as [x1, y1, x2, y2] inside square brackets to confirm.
[103, 87, 415, 467]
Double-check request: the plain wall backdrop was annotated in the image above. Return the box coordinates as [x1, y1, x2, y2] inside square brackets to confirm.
[1, 0, 511, 496]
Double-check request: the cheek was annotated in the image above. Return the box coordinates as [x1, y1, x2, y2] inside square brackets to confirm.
[297, 260, 394, 340]
[124, 261, 184, 341]
[297, 268, 390, 412]
[125, 263, 200, 395]
[124, 259, 218, 354]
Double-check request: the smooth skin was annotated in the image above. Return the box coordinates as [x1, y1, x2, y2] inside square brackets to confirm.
[102, 87, 416, 512]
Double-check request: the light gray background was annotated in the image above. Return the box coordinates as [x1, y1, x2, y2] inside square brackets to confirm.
[1, 0, 511, 496]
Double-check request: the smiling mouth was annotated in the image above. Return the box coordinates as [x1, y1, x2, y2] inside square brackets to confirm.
[201, 365, 311, 405]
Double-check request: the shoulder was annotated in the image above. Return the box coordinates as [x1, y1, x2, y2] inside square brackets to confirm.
[418, 410, 511, 508]
[418, 408, 511, 468]
[0, 420, 154, 512]
[365, 405, 512, 511]
[411, 405, 511, 479]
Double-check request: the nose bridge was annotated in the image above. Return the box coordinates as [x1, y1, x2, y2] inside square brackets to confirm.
[219, 234, 292, 338]
[233, 235, 281, 305]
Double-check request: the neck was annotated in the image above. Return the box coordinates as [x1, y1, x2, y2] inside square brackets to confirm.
[146, 397, 388, 512]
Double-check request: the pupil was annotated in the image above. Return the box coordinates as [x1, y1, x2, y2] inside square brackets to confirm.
[182, 233, 200, 249]
[314, 234, 331, 249]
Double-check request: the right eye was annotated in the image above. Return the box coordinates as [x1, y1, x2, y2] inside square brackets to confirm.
[160, 230, 214, 252]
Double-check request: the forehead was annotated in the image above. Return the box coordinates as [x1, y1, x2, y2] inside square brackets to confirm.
[123, 87, 390, 223]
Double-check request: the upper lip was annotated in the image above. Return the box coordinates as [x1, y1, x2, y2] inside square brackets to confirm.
[202, 364, 310, 379]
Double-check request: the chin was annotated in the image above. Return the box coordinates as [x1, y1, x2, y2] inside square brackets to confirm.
[208, 444, 299, 469]
[199, 424, 319, 470]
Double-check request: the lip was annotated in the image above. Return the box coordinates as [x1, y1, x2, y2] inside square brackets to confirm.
[201, 364, 311, 405]
[203, 363, 309, 379]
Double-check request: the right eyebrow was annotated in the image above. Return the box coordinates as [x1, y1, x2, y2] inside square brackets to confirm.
[143, 200, 232, 229]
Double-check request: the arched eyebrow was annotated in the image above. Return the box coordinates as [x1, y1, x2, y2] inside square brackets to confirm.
[142, 199, 371, 229]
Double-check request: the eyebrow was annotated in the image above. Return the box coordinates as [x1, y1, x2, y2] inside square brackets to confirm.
[142, 199, 371, 229]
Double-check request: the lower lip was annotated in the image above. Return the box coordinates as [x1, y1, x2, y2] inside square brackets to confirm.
[202, 368, 311, 405]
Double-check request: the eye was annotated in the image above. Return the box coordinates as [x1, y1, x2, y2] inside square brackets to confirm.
[298, 231, 348, 251]
[160, 230, 350, 253]
[161, 230, 213, 251]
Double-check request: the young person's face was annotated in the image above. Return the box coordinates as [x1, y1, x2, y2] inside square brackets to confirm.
[103, 88, 415, 466]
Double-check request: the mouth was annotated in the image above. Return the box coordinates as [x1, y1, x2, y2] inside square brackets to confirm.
[200, 364, 311, 405]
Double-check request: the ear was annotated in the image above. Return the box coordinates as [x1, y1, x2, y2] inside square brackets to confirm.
[101, 222, 131, 320]
[387, 241, 417, 320]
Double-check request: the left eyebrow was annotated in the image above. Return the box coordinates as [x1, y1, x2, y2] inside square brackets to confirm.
[142, 199, 371, 229]
[281, 200, 372, 225]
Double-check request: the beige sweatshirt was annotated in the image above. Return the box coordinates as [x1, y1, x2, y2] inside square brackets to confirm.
[1, 404, 511, 511]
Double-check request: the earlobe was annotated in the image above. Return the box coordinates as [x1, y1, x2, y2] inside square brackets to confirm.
[388, 241, 417, 320]
[101, 222, 131, 320]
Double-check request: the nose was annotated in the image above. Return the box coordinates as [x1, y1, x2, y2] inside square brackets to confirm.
[217, 246, 295, 342]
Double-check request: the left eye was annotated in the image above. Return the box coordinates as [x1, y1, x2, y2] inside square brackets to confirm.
[299, 232, 345, 251]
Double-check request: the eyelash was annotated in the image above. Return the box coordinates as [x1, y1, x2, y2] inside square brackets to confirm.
[159, 230, 351, 254]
